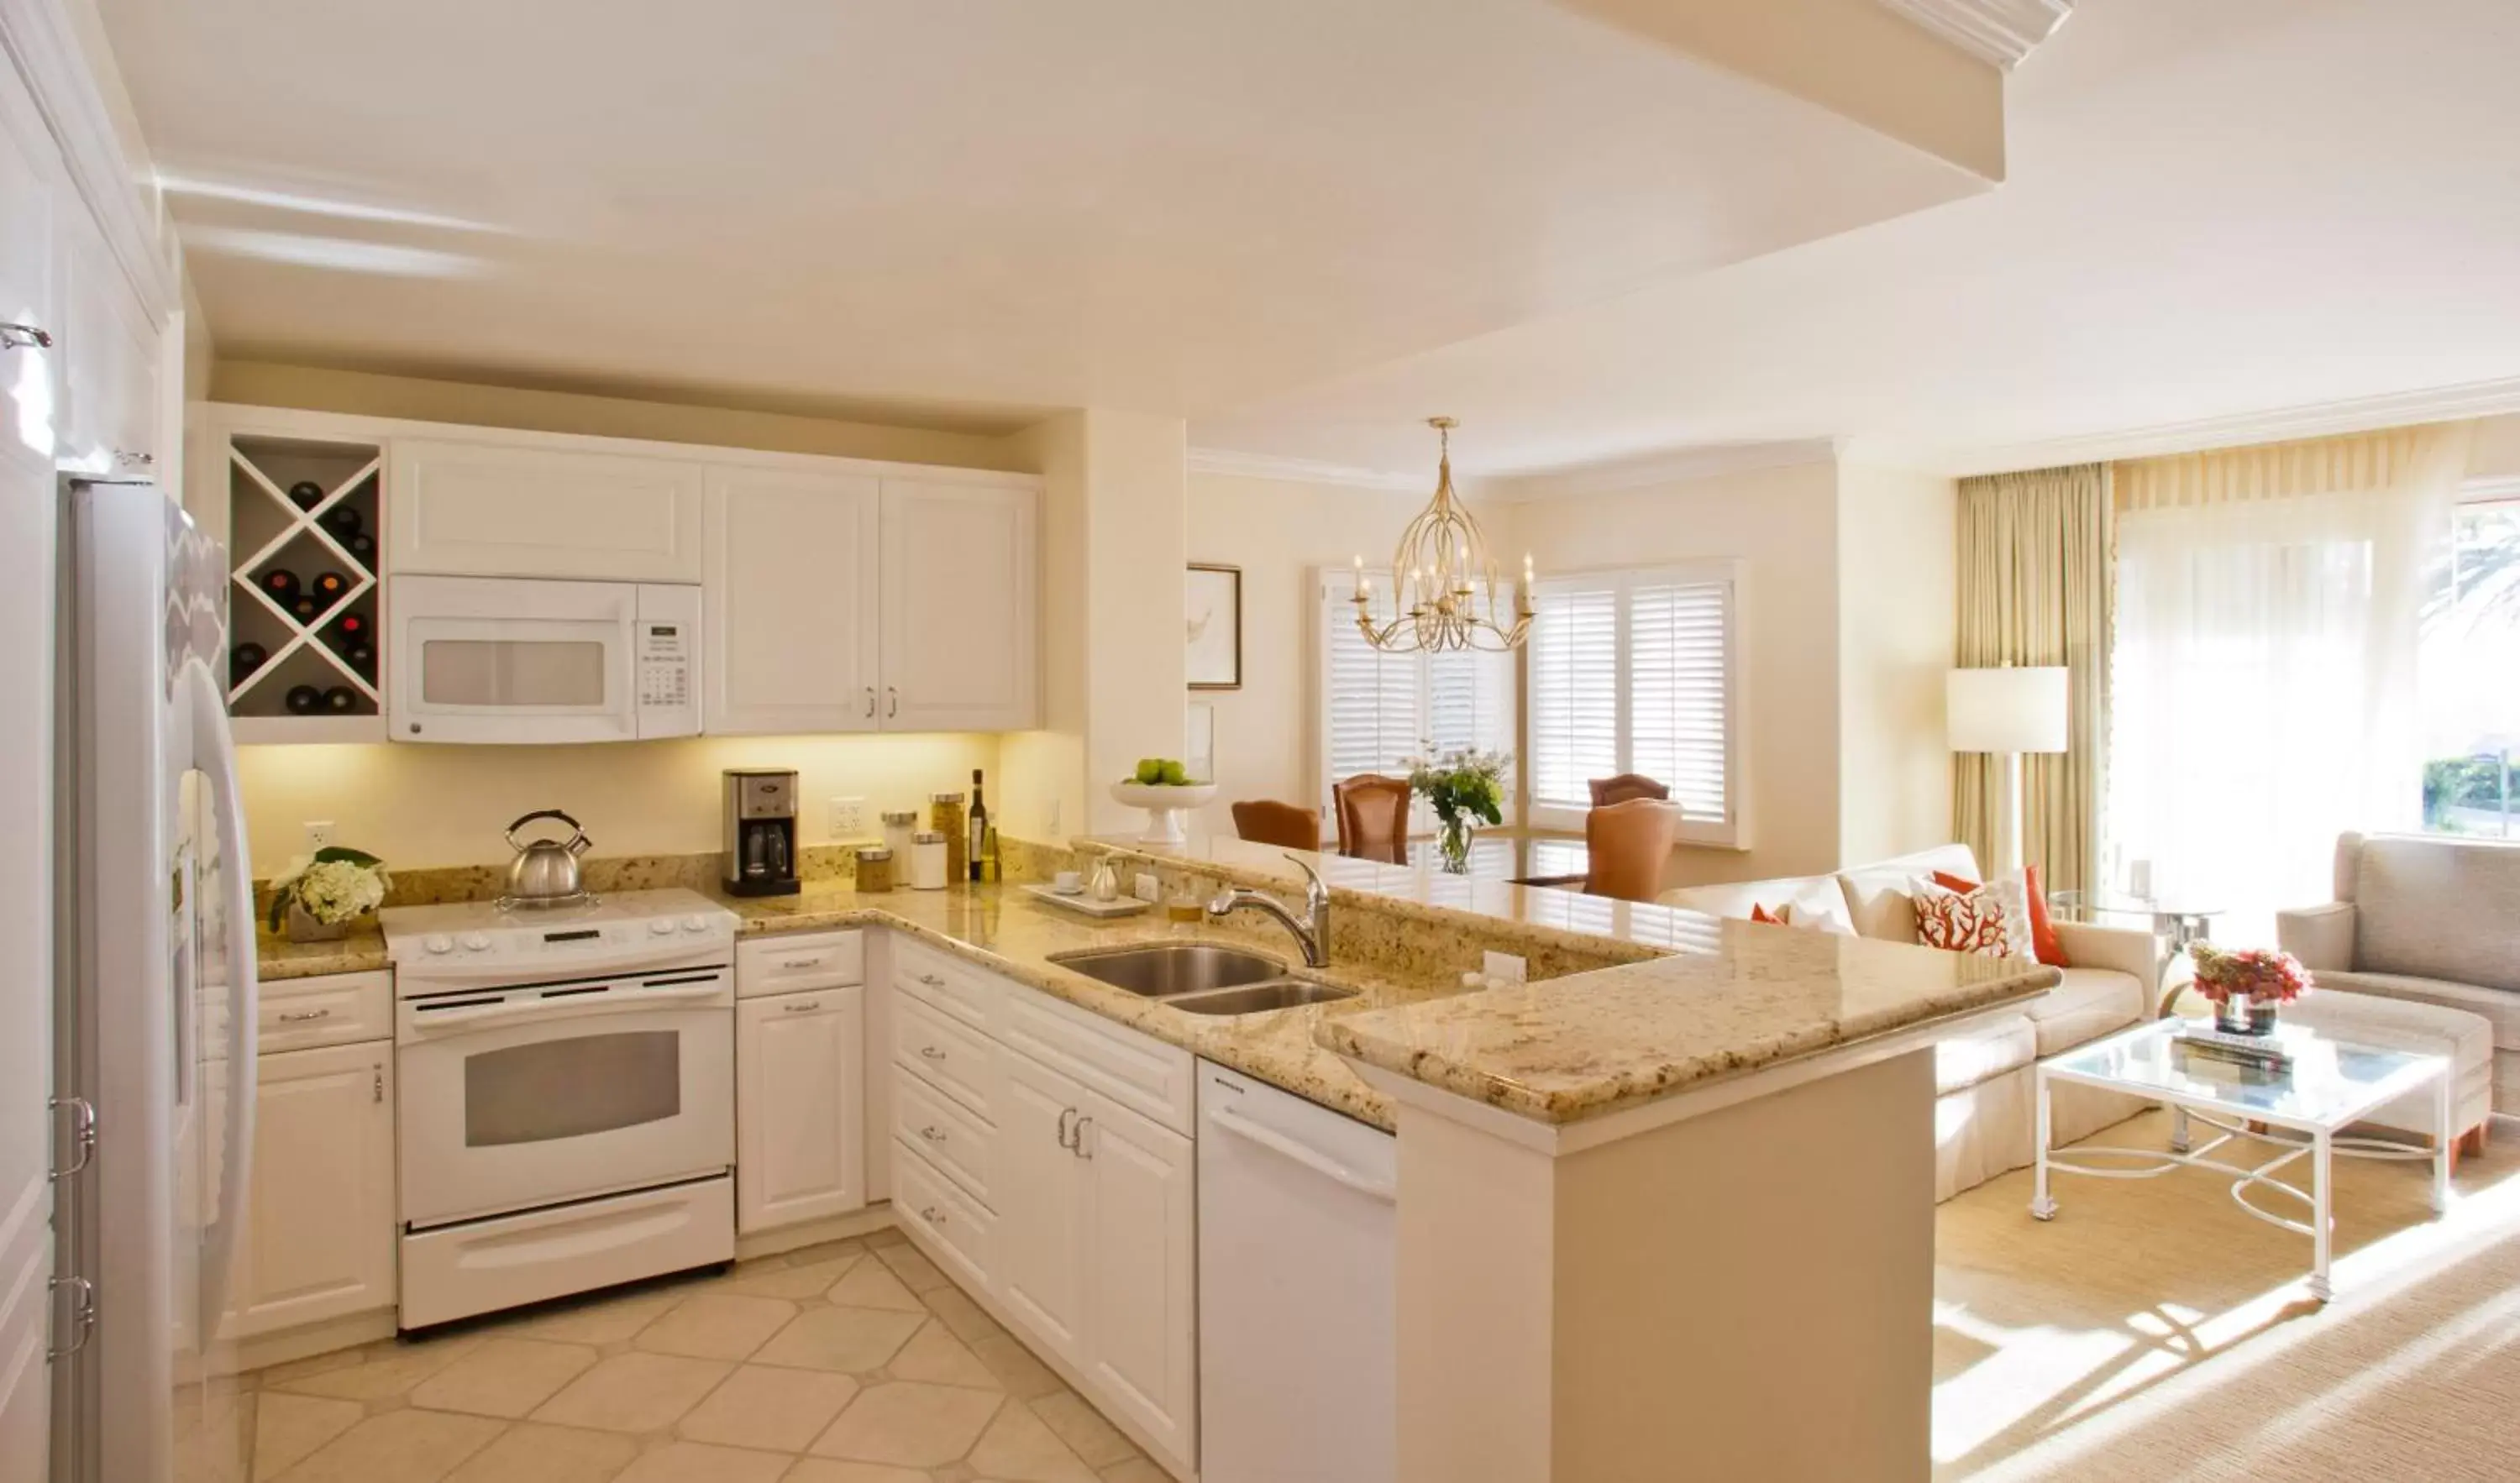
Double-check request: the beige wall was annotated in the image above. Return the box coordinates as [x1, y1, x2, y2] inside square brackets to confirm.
[2470, 412, 2520, 479]
[1187, 471, 1442, 814]
[999, 413, 1089, 841]
[1835, 462, 1956, 865]
[1500, 459, 1845, 886]
[210, 360, 1028, 471]
[238, 732, 998, 871]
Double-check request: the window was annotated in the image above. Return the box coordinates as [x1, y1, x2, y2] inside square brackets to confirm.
[2421, 496, 2520, 837]
[1315, 572, 1515, 825]
[1526, 563, 1744, 846]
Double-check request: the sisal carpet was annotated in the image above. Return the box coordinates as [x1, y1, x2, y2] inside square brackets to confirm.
[1934, 1108, 2520, 1480]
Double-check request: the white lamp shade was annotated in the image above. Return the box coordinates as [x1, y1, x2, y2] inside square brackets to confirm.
[1947, 667, 2069, 754]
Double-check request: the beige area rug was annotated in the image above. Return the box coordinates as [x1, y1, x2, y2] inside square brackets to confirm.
[1935, 1108, 2520, 1481]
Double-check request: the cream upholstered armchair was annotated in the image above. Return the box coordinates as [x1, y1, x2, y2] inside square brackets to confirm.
[2279, 831, 2520, 1108]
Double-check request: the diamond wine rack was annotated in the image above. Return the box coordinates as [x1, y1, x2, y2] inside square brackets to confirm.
[224, 432, 386, 736]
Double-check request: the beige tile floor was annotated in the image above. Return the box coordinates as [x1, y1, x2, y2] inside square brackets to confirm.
[244, 1230, 1169, 1483]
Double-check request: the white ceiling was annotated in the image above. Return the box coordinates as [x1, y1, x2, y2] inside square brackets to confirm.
[1194, 0, 2520, 478]
[99, 0, 1990, 435]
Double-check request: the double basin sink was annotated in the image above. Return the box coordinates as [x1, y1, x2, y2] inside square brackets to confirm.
[1044, 943, 1357, 1017]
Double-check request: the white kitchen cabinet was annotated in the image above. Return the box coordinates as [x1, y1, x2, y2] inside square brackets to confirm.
[994, 1051, 1090, 1363]
[879, 479, 1038, 731]
[704, 466, 881, 735]
[229, 1040, 396, 1339]
[53, 178, 156, 474]
[736, 985, 867, 1234]
[1079, 1090, 1198, 1462]
[0, 61, 56, 467]
[388, 438, 706, 582]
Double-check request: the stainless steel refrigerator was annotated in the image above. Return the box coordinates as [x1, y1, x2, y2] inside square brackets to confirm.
[50, 475, 259, 1483]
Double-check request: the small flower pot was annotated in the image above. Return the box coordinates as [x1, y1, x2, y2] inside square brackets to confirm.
[2213, 992, 2278, 1036]
[286, 901, 347, 943]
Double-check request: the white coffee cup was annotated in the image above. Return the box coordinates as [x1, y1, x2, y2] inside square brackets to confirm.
[1053, 870, 1084, 895]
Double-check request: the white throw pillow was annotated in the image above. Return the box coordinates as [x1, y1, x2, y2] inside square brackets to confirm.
[1910, 873, 2038, 961]
[1773, 878, 1857, 935]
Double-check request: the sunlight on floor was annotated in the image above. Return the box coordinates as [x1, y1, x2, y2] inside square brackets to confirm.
[1932, 1109, 2520, 1480]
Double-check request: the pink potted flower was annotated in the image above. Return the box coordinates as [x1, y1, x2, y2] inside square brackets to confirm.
[2190, 943, 2314, 1036]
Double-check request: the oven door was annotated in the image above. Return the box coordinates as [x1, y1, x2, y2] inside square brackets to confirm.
[389, 574, 639, 744]
[396, 967, 734, 1229]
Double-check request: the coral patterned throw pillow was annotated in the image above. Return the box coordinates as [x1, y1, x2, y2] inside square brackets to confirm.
[1913, 876, 2015, 958]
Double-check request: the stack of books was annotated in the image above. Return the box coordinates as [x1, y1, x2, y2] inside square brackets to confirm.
[2174, 1024, 2293, 1076]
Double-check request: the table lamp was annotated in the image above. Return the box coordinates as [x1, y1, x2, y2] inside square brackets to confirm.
[1948, 666, 2069, 874]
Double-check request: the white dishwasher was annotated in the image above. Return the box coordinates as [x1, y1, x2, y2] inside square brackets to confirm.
[1197, 1061, 1397, 1483]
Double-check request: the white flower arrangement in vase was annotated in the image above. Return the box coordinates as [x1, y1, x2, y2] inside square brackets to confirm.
[266, 847, 392, 942]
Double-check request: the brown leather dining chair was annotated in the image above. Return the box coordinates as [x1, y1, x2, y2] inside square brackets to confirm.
[1588, 773, 1672, 808]
[1231, 799, 1325, 852]
[1583, 798, 1683, 903]
[1332, 774, 1413, 865]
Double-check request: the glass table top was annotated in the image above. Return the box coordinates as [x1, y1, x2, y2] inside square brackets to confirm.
[2046, 889, 2221, 920]
[2045, 1018, 2448, 1129]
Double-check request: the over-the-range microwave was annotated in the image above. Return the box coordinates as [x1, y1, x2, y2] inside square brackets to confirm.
[387, 574, 699, 744]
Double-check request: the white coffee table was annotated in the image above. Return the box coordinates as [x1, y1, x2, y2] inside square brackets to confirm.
[2032, 1017, 2454, 1302]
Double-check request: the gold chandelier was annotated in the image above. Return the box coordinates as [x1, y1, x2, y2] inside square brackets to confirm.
[1352, 417, 1533, 652]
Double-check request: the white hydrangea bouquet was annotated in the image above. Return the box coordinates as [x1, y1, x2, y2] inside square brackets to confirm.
[265, 847, 392, 942]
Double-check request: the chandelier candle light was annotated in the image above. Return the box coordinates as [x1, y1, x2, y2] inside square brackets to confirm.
[1352, 417, 1534, 653]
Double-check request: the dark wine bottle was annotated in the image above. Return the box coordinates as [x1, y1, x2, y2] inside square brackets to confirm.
[284, 684, 323, 715]
[345, 531, 377, 567]
[333, 610, 370, 642]
[312, 570, 349, 602]
[319, 505, 363, 539]
[260, 569, 301, 600]
[230, 642, 267, 684]
[322, 687, 357, 714]
[288, 480, 324, 511]
[342, 641, 376, 676]
[289, 592, 323, 623]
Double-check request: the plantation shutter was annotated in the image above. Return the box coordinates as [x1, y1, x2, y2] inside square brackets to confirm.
[1628, 578, 1732, 826]
[1527, 577, 1620, 810]
[1319, 579, 1425, 813]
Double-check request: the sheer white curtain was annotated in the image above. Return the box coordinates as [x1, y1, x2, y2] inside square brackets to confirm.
[2106, 425, 2472, 937]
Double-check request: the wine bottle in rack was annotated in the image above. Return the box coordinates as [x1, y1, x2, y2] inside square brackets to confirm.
[230, 642, 267, 685]
[341, 639, 375, 677]
[322, 687, 357, 714]
[319, 505, 362, 539]
[344, 530, 377, 567]
[312, 570, 349, 602]
[289, 591, 323, 623]
[288, 480, 324, 511]
[285, 684, 323, 715]
[333, 610, 370, 643]
[260, 569, 300, 601]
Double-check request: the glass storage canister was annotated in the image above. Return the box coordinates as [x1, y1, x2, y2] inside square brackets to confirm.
[932, 792, 967, 883]
[911, 831, 950, 891]
[854, 846, 895, 893]
[880, 810, 920, 864]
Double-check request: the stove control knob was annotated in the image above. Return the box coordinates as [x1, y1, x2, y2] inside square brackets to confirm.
[681, 914, 709, 933]
[460, 932, 491, 952]
[423, 934, 454, 956]
[648, 918, 676, 936]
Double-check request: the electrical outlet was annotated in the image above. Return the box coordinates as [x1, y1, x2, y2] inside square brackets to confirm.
[827, 796, 867, 838]
[1483, 950, 1528, 985]
[1133, 873, 1161, 904]
[303, 820, 335, 852]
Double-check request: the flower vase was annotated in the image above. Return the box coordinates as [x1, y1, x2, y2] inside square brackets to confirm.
[1437, 820, 1475, 875]
[286, 901, 347, 943]
[2214, 993, 2276, 1036]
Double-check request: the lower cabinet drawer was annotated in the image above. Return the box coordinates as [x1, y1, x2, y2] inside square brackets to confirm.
[895, 993, 999, 1121]
[736, 930, 866, 998]
[258, 970, 395, 1054]
[895, 1141, 992, 1295]
[894, 1069, 995, 1208]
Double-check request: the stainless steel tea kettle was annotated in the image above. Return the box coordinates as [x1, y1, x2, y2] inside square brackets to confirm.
[503, 809, 593, 904]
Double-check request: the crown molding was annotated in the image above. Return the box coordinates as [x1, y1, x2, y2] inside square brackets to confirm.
[1185, 446, 1427, 492]
[2463, 474, 2520, 505]
[0, 0, 180, 317]
[1898, 375, 2520, 478]
[1874, 0, 2073, 69]
[1484, 437, 1845, 504]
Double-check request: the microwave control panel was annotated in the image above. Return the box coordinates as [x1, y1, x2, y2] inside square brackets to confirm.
[638, 621, 690, 709]
[633, 584, 702, 736]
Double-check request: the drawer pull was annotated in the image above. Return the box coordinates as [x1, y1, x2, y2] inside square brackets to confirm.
[918, 1125, 947, 1144]
[783, 999, 822, 1012]
[781, 957, 822, 969]
[920, 1205, 946, 1227]
[373, 1066, 385, 1104]
[276, 1009, 333, 1023]
[918, 1045, 948, 1062]
[1073, 1115, 1095, 1161]
[916, 972, 946, 988]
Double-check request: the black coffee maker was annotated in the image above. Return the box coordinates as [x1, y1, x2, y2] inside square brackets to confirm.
[722, 768, 800, 897]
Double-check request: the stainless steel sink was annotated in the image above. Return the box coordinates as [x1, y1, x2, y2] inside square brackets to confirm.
[1161, 981, 1359, 1016]
[1044, 943, 1360, 1015]
[1047, 943, 1289, 998]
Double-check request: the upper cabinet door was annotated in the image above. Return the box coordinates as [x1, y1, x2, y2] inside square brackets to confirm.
[54, 181, 156, 474]
[879, 480, 1038, 732]
[705, 466, 881, 735]
[0, 63, 58, 465]
[390, 438, 706, 582]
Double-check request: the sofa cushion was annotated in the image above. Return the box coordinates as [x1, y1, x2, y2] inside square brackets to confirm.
[1838, 843, 1984, 942]
[2282, 988, 2497, 1134]
[2349, 834, 2520, 993]
[1936, 1014, 2037, 1096]
[2024, 967, 2145, 1056]
[2310, 969, 2520, 1052]
[1659, 875, 1853, 934]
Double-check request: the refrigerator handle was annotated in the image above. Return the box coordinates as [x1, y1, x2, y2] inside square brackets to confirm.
[186, 661, 260, 1335]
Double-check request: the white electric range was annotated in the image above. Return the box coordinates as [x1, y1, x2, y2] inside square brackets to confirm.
[381, 888, 741, 1328]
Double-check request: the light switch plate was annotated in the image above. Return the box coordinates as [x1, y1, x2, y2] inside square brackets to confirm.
[1133, 873, 1161, 904]
[827, 797, 867, 837]
[1483, 950, 1528, 985]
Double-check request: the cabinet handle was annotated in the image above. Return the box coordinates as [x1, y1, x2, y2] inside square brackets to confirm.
[373, 1066, 385, 1104]
[864, 687, 876, 718]
[920, 1205, 946, 1227]
[886, 687, 898, 718]
[277, 1008, 333, 1023]
[114, 450, 154, 469]
[783, 999, 822, 1012]
[918, 1045, 947, 1062]
[0, 322, 50, 350]
[46, 1276, 94, 1361]
[917, 972, 946, 988]
[1073, 1115, 1095, 1160]
[919, 1125, 947, 1144]
[1056, 1108, 1076, 1150]
[49, 1097, 96, 1181]
[781, 957, 822, 969]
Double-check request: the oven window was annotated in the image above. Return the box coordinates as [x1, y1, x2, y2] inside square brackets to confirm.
[464, 1030, 680, 1146]
[422, 638, 607, 707]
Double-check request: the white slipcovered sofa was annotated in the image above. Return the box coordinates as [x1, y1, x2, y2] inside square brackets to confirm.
[1662, 844, 2160, 1201]
[2279, 831, 2520, 1111]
